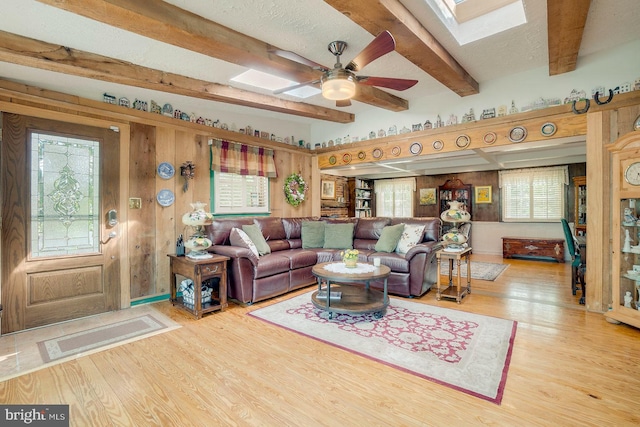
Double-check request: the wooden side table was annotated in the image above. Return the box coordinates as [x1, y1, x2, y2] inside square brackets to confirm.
[436, 247, 472, 303]
[168, 254, 229, 319]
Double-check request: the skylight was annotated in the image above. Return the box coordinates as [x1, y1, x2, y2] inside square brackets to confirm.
[425, 0, 526, 45]
[230, 69, 320, 99]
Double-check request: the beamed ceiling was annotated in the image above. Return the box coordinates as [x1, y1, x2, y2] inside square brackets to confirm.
[0, 0, 639, 177]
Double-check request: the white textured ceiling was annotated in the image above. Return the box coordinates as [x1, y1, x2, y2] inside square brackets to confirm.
[1, 0, 638, 121]
[1, 0, 639, 177]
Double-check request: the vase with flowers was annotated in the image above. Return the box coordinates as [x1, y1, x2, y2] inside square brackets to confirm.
[340, 249, 359, 268]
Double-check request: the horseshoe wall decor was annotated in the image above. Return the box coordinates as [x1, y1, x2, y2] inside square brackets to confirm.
[572, 98, 590, 114]
[594, 89, 614, 105]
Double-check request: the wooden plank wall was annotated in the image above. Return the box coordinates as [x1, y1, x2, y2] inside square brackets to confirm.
[129, 127, 314, 302]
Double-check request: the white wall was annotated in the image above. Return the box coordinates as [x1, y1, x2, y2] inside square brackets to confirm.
[310, 39, 640, 144]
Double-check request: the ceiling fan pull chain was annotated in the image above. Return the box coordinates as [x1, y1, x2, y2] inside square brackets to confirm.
[593, 89, 614, 105]
[572, 98, 590, 114]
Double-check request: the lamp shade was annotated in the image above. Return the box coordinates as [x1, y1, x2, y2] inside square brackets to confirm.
[321, 71, 356, 101]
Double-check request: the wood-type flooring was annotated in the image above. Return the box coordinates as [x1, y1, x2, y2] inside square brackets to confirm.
[1, 254, 639, 426]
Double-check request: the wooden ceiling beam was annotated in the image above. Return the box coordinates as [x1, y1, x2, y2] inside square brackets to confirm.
[35, 0, 410, 112]
[0, 31, 354, 123]
[547, 0, 591, 75]
[324, 0, 479, 97]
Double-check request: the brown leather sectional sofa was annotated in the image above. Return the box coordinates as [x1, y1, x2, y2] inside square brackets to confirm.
[205, 216, 442, 304]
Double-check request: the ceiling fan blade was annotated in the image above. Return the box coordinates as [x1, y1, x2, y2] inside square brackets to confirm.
[357, 76, 418, 91]
[336, 99, 352, 107]
[273, 79, 321, 94]
[345, 30, 396, 72]
[268, 47, 329, 70]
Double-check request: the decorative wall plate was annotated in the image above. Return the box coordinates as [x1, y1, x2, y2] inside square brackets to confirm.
[357, 151, 366, 160]
[342, 153, 352, 164]
[483, 132, 497, 145]
[372, 148, 383, 159]
[409, 142, 423, 155]
[541, 122, 557, 137]
[156, 189, 175, 207]
[432, 140, 444, 151]
[391, 146, 401, 156]
[455, 134, 471, 149]
[157, 162, 175, 179]
[328, 155, 337, 165]
[508, 126, 528, 143]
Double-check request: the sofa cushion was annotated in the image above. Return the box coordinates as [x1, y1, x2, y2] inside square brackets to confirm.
[283, 217, 319, 239]
[323, 223, 354, 249]
[354, 217, 390, 240]
[229, 227, 259, 257]
[375, 223, 405, 253]
[242, 224, 271, 255]
[206, 218, 254, 245]
[254, 253, 292, 278]
[396, 224, 426, 254]
[254, 217, 287, 240]
[391, 217, 440, 242]
[302, 221, 325, 248]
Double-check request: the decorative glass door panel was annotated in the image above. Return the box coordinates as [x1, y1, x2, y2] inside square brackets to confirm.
[30, 132, 101, 258]
[2, 113, 120, 334]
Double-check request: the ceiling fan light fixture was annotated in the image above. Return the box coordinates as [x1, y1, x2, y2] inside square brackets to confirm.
[322, 71, 356, 101]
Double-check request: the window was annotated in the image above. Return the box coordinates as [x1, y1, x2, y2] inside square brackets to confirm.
[375, 178, 415, 217]
[499, 166, 568, 222]
[213, 172, 269, 214]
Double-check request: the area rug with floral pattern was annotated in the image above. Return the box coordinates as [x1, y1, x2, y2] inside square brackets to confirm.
[249, 293, 517, 404]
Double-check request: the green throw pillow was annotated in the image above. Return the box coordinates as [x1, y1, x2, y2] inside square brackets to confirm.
[323, 223, 354, 249]
[301, 221, 325, 248]
[242, 224, 271, 256]
[375, 223, 405, 253]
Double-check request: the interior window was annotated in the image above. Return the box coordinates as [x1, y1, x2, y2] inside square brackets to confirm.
[499, 166, 567, 222]
[374, 177, 415, 217]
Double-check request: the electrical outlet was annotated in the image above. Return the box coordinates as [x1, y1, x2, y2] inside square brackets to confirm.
[129, 198, 142, 209]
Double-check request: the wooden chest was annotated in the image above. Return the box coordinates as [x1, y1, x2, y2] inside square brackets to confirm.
[502, 236, 565, 263]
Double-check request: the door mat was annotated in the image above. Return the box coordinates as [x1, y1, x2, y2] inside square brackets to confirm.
[38, 314, 174, 363]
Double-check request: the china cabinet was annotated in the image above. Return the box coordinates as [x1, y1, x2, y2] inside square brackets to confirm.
[573, 176, 587, 235]
[606, 132, 640, 328]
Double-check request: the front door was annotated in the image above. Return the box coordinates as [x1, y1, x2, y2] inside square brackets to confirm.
[1, 113, 120, 334]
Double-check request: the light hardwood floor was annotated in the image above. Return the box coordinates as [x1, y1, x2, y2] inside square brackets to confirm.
[1, 255, 639, 426]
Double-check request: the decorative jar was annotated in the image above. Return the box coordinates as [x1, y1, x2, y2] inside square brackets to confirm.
[182, 202, 213, 226]
[440, 200, 471, 249]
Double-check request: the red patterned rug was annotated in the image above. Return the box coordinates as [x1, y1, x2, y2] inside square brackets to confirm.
[249, 293, 517, 404]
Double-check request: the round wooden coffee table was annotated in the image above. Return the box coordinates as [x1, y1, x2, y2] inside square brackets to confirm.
[311, 262, 391, 318]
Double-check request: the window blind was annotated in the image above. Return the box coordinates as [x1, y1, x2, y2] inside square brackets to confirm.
[499, 166, 568, 221]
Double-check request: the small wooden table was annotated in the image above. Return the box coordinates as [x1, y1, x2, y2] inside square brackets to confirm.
[436, 247, 472, 303]
[311, 262, 391, 318]
[168, 254, 229, 319]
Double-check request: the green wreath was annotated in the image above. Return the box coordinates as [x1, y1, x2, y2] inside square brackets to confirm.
[284, 173, 308, 207]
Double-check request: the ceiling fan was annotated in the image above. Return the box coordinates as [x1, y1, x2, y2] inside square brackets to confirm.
[272, 31, 418, 107]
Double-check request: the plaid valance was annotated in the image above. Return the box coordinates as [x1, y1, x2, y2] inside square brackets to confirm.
[210, 139, 277, 178]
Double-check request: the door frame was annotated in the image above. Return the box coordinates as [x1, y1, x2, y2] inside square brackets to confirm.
[0, 103, 131, 331]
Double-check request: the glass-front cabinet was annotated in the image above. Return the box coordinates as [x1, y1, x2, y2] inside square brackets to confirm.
[606, 132, 640, 328]
[573, 176, 587, 235]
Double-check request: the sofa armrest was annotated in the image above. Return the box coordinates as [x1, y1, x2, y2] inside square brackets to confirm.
[405, 241, 443, 297]
[404, 241, 442, 260]
[210, 245, 259, 266]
